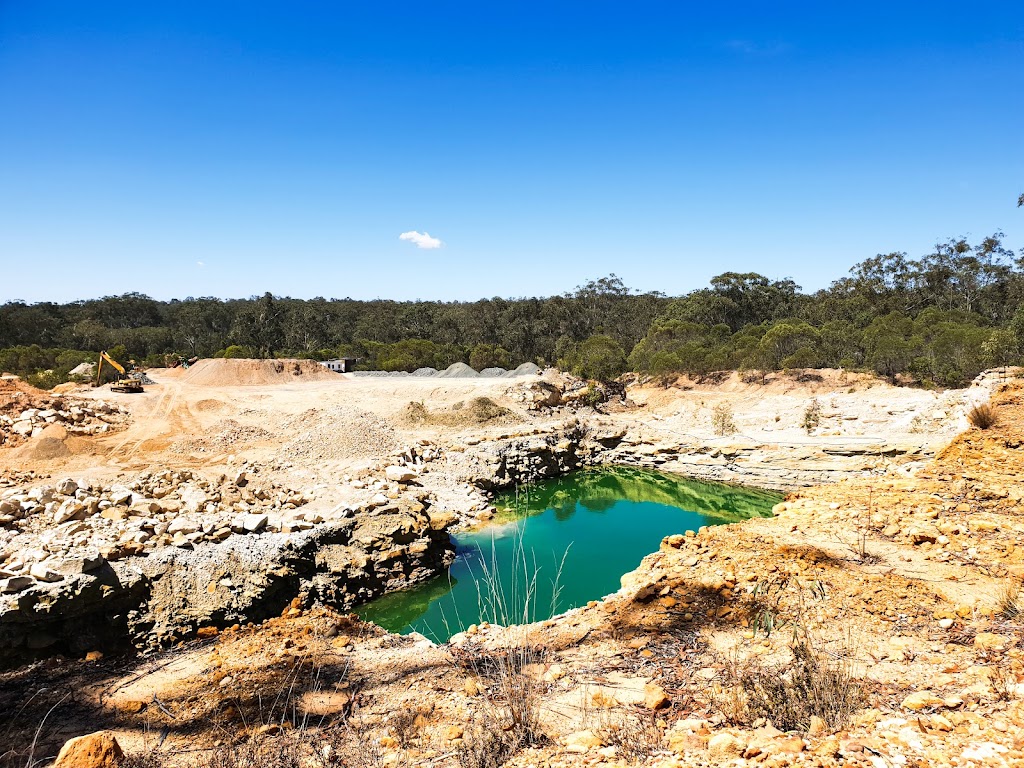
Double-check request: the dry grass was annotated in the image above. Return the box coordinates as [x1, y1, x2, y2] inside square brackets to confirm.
[968, 403, 998, 429]
[444, 535, 566, 767]
[801, 398, 822, 434]
[722, 630, 865, 733]
[997, 578, 1023, 621]
[596, 713, 663, 762]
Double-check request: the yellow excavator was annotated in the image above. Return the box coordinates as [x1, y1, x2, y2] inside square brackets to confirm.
[95, 351, 145, 393]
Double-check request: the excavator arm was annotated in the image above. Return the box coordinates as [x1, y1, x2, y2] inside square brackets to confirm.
[95, 351, 141, 392]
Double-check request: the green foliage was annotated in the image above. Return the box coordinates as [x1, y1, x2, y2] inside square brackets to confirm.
[1, 231, 1023, 388]
[469, 344, 511, 371]
[222, 345, 250, 359]
[0, 345, 96, 389]
[377, 339, 444, 372]
[1010, 305, 1024, 352]
[562, 334, 627, 381]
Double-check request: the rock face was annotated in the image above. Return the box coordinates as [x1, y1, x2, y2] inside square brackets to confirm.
[0, 497, 454, 665]
[53, 731, 124, 768]
[0, 561, 149, 664]
[471, 425, 592, 491]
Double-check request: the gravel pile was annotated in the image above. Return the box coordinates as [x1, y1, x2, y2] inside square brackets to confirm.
[0, 469, 318, 590]
[170, 419, 273, 454]
[350, 362, 541, 379]
[275, 406, 400, 462]
[435, 362, 479, 379]
[506, 362, 541, 377]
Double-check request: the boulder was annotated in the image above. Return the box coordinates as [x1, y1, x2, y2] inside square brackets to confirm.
[1, 576, 34, 593]
[644, 681, 670, 709]
[53, 731, 124, 768]
[384, 466, 419, 483]
[564, 730, 603, 753]
[242, 513, 268, 533]
[29, 563, 63, 583]
[178, 485, 208, 513]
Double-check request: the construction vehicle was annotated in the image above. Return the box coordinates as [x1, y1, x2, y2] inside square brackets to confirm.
[95, 351, 145, 393]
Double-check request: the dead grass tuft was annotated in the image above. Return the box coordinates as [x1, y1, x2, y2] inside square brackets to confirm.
[596, 713, 663, 762]
[722, 630, 865, 733]
[968, 403, 997, 429]
[997, 578, 1023, 621]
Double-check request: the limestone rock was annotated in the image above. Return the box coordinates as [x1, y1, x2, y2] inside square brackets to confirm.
[29, 563, 63, 583]
[53, 731, 124, 768]
[974, 632, 1008, 651]
[707, 731, 743, 757]
[564, 730, 603, 753]
[242, 513, 268, 533]
[384, 466, 419, 483]
[901, 690, 944, 711]
[1, 575, 34, 593]
[644, 681, 670, 709]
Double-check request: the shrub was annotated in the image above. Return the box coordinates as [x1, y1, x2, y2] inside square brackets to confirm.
[563, 335, 627, 382]
[801, 398, 822, 434]
[968, 403, 997, 429]
[711, 403, 736, 436]
[469, 344, 511, 371]
[726, 630, 864, 733]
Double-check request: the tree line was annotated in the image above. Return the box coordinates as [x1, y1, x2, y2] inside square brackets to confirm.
[2, 232, 1023, 389]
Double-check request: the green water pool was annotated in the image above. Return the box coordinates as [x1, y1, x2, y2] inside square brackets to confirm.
[356, 467, 782, 642]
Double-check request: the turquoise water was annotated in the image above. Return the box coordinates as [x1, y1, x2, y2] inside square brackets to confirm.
[356, 467, 781, 642]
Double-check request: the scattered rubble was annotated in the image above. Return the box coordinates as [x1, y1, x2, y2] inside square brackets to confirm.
[0, 377, 129, 447]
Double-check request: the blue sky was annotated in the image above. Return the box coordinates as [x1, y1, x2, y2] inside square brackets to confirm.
[1, 2, 1022, 303]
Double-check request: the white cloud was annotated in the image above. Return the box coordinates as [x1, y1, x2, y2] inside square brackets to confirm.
[196, 260, 206, 268]
[399, 230, 443, 249]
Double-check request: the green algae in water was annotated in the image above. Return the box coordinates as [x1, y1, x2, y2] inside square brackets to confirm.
[357, 467, 782, 642]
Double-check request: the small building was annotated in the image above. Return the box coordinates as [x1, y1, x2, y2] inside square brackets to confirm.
[320, 358, 358, 373]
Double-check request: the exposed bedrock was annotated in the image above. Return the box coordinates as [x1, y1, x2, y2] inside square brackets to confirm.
[0, 499, 454, 667]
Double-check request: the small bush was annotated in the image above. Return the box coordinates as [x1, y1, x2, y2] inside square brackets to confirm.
[725, 631, 864, 733]
[968, 404, 997, 429]
[597, 714, 662, 762]
[801, 399, 822, 434]
[711, 403, 736, 436]
[456, 720, 522, 768]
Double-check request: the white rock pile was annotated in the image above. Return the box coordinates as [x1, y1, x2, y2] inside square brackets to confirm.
[0, 469, 319, 594]
[0, 399, 129, 445]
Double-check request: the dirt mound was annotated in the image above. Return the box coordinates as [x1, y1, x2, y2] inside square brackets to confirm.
[11, 424, 91, 461]
[400, 396, 515, 426]
[0, 377, 49, 412]
[275, 406, 401, 462]
[194, 399, 227, 412]
[179, 359, 340, 387]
